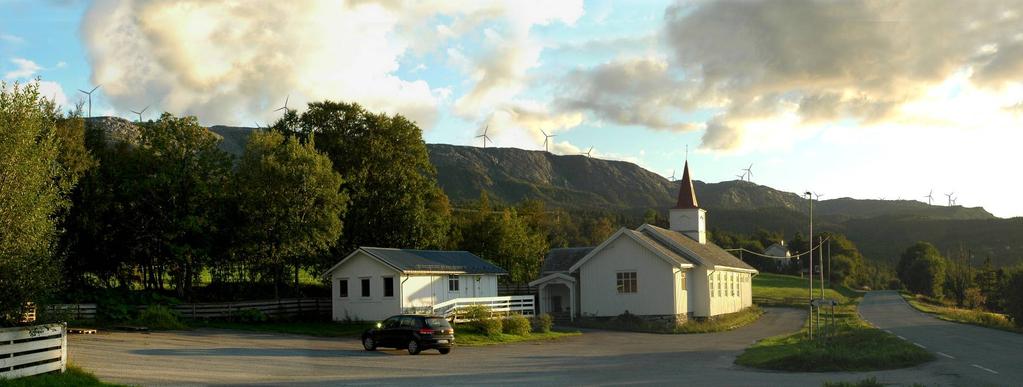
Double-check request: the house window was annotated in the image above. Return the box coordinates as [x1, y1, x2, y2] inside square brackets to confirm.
[680, 273, 686, 291]
[383, 276, 394, 298]
[448, 275, 460, 292]
[338, 279, 348, 298]
[616, 272, 637, 294]
[360, 278, 371, 298]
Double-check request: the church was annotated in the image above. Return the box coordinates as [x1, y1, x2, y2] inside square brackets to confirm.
[530, 161, 757, 324]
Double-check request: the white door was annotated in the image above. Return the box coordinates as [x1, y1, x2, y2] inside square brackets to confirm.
[473, 276, 482, 297]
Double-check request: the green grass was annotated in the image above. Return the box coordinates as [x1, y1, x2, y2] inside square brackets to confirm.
[736, 274, 933, 372]
[0, 366, 124, 387]
[822, 377, 884, 387]
[453, 328, 581, 346]
[902, 293, 1021, 334]
[190, 320, 374, 337]
[752, 273, 851, 307]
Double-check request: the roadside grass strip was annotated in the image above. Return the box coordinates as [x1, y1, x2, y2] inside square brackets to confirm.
[453, 328, 581, 347]
[752, 274, 852, 307]
[0, 365, 124, 387]
[737, 275, 933, 372]
[901, 293, 1021, 334]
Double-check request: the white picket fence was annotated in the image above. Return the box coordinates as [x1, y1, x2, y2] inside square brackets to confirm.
[47, 298, 330, 321]
[431, 295, 535, 321]
[0, 324, 67, 380]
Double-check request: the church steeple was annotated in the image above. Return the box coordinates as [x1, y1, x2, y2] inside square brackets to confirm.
[669, 160, 707, 244]
[674, 160, 699, 209]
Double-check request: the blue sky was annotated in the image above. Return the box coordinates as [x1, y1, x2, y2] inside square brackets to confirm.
[3, 0, 1022, 218]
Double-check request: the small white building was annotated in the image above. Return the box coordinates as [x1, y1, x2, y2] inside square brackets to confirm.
[530, 161, 757, 324]
[764, 241, 794, 270]
[322, 247, 507, 321]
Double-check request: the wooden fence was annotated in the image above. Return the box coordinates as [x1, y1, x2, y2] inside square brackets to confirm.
[0, 324, 67, 380]
[47, 298, 330, 321]
[431, 295, 536, 321]
[498, 284, 537, 297]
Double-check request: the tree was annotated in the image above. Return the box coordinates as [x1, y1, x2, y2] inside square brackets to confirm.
[233, 130, 347, 297]
[1005, 269, 1023, 327]
[457, 193, 549, 283]
[944, 246, 976, 306]
[273, 101, 451, 255]
[0, 81, 86, 324]
[897, 242, 946, 297]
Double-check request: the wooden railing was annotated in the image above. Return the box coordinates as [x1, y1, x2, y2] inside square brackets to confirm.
[47, 298, 330, 321]
[431, 295, 535, 320]
[0, 324, 67, 380]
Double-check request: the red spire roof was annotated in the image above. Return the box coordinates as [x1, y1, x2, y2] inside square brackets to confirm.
[674, 160, 699, 209]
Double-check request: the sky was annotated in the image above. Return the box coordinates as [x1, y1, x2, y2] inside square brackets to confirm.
[2, 0, 1023, 218]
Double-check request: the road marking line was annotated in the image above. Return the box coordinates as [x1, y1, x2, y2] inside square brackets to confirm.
[937, 352, 955, 359]
[971, 364, 999, 374]
[913, 342, 926, 349]
[897, 335, 906, 340]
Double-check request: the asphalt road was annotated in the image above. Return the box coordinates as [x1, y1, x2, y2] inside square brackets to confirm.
[859, 290, 1023, 386]
[68, 306, 967, 386]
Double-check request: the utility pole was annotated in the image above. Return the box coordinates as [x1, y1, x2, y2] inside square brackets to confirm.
[819, 236, 825, 341]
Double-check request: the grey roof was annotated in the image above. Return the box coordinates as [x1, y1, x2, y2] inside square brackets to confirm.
[361, 247, 507, 275]
[542, 247, 594, 274]
[625, 230, 693, 267]
[640, 225, 757, 271]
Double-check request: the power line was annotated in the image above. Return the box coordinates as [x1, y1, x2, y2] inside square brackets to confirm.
[724, 236, 831, 260]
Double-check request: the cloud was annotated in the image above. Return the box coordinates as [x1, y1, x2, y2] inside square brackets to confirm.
[555, 57, 696, 131]
[34, 80, 69, 107]
[659, 0, 1023, 150]
[81, 0, 444, 127]
[4, 58, 42, 79]
[0, 34, 25, 45]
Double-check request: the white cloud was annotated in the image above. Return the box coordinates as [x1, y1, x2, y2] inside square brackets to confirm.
[4, 58, 42, 79]
[0, 34, 25, 45]
[82, 0, 442, 127]
[34, 80, 69, 107]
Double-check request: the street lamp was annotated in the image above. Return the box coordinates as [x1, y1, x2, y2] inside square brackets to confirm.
[804, 191, 813, 339]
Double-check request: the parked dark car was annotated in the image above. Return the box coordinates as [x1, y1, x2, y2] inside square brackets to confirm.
[362, 314, 455, 355]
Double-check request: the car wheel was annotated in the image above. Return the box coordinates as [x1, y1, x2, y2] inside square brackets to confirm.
[407, 339, 421, 355]
[438, 348, 451, 355]
[362, 336, 376, 351]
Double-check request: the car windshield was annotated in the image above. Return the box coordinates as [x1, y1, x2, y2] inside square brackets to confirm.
[425, 318, 451, 329]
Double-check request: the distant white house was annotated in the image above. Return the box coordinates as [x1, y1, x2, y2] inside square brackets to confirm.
[764, 241, 794, 270]
[530, 161, 757, 324]
[322, 247, 507, 321]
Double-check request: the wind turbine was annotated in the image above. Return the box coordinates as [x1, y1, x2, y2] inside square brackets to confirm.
[78, 85, 100, 118]
[475, 125, 492, 148]
[735, 173, 746, 181]
[669, 169, 676, 182]
[924, 189, 935, 205]
[945, 192, 954, 206]
[951, 196, 958, 206]
[274, 95, 290, 114]
[129, 105, 149, 123]
[582, 146, 593, 158]
[813, 192, 825, 201]
[540, 129, 556, 153]
[742, 163, 753, 182]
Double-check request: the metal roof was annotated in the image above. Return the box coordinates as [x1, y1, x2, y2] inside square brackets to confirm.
[541, 247, 594, 274]
[361, 247, 508, 275]
[640, 225, 756, 271]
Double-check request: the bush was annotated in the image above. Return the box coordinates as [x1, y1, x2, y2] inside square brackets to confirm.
[136, 305, 185, 330]
[462, 304, 492, 323]
[532, 313, 553, 333]
[478, 317, 503, 337]
[963, 287, 986, 310]
[503, 314, 531, 336]
[230, 308, 267, 323]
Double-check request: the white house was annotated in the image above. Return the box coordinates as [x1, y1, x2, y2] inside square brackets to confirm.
[764, 241, 794, 270]
[323, 247, 507, 321]
[530, 161, 757, 324]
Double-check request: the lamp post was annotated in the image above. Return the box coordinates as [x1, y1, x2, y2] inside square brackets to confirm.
[804, 191, 813, 339]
